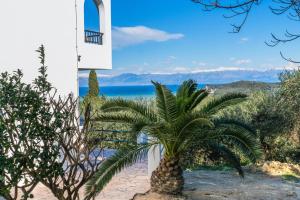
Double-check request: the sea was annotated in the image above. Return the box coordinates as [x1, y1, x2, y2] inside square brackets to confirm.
[79, 84, 205, 99]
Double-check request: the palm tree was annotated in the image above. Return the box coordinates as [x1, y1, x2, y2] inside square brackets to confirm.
[85, 80, 261, 198]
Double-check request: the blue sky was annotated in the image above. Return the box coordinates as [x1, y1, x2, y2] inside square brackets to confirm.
[83, 0, 300, 76]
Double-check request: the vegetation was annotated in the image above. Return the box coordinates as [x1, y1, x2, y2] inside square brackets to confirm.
[2, 49, 300, 199]
[0, 46, 64, 199]
[0, 47, 106, 200]
[85, 80, 261, 198]
[208, 81, 278, 95]
[88, 69, 99, 97]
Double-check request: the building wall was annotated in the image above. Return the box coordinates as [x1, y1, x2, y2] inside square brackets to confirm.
[78, 0, 112, 70]
[0, 0, 112, 97]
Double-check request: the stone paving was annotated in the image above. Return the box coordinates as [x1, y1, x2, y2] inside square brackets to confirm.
[97, 161, 150, 200]
[29, 161, 150, 200]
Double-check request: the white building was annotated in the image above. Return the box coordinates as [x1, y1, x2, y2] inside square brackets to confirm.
[0, 0, 112, 96]
[0, 0, 161, 177]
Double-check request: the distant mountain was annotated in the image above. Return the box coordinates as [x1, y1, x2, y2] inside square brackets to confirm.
[79, 69, 283, 87]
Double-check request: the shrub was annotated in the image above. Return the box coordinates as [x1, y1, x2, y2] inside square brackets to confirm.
[0, 46, 63, 199]
[0, 46, 106, 200]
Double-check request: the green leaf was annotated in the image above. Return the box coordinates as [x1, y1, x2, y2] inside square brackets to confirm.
[101, 98, 156, 121]
[208, 143, 244, 177]
[200, 93, 248, 115]
[84, 144, 152, 199]
[152, 81, 178, 122]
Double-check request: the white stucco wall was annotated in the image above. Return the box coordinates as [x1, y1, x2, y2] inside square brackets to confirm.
[78, 0, 112, 70]
[0, 0, 112, 96]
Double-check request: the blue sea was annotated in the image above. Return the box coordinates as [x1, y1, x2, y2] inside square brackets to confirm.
[79, 84, 205, 99]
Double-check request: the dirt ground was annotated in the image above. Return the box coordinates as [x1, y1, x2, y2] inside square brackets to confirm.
[183, 169, 300, 200]
[134, 162, 300, 200]
[4, 161, 300, 200]
[134, 170, 300, 200]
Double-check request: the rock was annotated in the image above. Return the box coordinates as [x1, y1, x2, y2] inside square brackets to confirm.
[287, 191, 297, 197]
[261, 161, 300, 177]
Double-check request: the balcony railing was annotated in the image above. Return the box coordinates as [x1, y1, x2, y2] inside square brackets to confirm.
[84, 30, 103, 45]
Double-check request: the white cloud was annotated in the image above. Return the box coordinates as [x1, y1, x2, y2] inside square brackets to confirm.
[112, 26, 184, 49]
[267, 62, 300, 71]
[284, 62, 299, 70]
[150, 66, 254, 75]
[192, 61, 207, 66]
[168, 56, 177, 60]
[173, 67, 188, 72]
[240, 37, 249, 43]
[191, 67, 248, 73]
[78, 71, 112, 78]
[235, 59, 251, 65]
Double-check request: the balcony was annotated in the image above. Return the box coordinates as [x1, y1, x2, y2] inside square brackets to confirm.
[84, 30, 103, 45]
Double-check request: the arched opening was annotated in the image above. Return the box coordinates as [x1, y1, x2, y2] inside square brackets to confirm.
[84, 0, 104, 45]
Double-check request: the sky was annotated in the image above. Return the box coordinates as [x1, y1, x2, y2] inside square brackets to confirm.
[82, 0, 300, 76]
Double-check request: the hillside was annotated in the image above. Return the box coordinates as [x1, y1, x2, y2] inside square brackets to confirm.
[207, 80, 278, 95]
[79, 69, 283, 87]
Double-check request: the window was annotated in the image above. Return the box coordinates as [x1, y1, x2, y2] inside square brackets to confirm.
[84, 0, 104, 45]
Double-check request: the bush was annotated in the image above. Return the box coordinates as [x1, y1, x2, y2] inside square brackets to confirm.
[0, 46, 107, 200]
[0, 46, 63, 199]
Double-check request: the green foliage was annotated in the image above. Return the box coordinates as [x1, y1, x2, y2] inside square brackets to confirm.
[0, 46, 109, 200]
[88, 70, 99, 97]
[86, 79, 261, 197]
[0, 46, 64, 199]
[278, 70, 300, 138]
[217, 81, 299, 163]
[81, 96, 135, 150]
[84, 143, 153, 200]
[208, 81, 278, 96]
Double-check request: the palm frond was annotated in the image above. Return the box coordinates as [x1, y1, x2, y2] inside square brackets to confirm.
[213, 118, 257, 136]
[94, 113, 149, 125]
[200, 93, 247, 115]
[176, 80, 208, 113]
[188, 89, 209, 111]
[101, 98, 156, 121]
[176, 79, 197, 99]
[171, 113, 214, 154]
[152, 81, 178, 122]
[208, 143, 244, 177]
[211, 127, 261, 163]
[84, 144, 153, 199]
[175, 113, 214, 139]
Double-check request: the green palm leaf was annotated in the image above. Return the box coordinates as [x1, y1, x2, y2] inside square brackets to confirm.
[152, 81, 178, 122]
[176, 79, 198, 99]
[101, 98, 156, 121]
[207, 143, 244, 177]
[187, 89, 209, 111]
[200, 93, 247, 115]
[175, 113, 214, 139]
[213, 118, 257, 136]
[94, 113, 148, 125]
[85, 144, 153, 199]
[211, 127, 261, 163]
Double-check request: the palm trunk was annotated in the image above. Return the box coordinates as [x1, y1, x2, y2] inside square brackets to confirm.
[150, 156, 184, 195]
